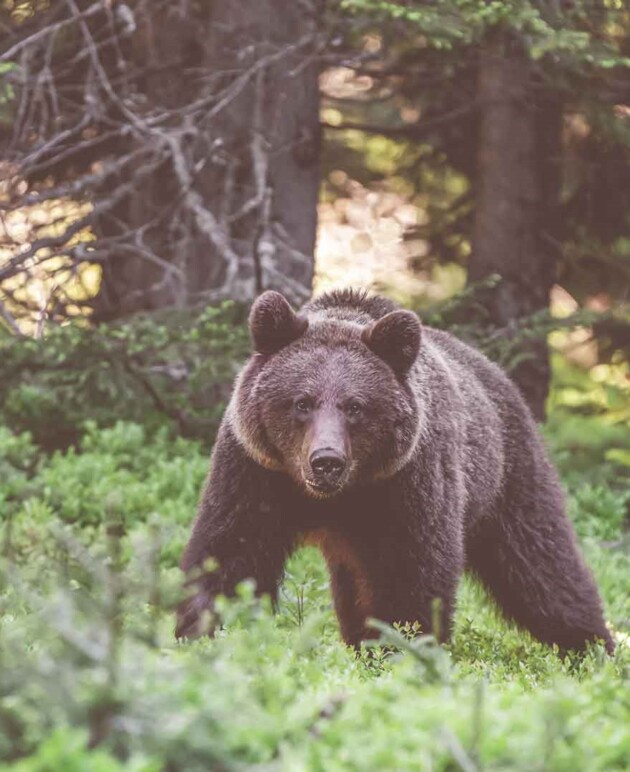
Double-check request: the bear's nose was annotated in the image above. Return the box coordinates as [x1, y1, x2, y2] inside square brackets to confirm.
[309, 449, 346, 480]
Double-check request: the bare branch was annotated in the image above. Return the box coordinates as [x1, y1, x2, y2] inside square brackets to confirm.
[0, 2, 102, 62]
[1, 0, 320, 323]
[0, 296, 23, 335]
[322, 102, 477, 139]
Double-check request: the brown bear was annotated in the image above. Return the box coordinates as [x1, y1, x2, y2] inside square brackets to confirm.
[176, 289, 614, 654]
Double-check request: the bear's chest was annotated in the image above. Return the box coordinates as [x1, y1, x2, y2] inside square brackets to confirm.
[290, 485, 389, 534]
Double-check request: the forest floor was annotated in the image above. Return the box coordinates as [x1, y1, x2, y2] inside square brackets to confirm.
[1, 360, 629, 771]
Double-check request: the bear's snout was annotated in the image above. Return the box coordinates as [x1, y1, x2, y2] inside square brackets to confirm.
[310, 448, 347, 480]
[304, 448, 348, 496]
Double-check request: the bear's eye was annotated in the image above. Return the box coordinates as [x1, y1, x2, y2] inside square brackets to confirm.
[345, 401, 363, 418]
[295, 397, 313, 414]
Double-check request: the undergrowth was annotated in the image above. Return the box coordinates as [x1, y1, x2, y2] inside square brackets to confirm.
[0, 360, 628, 770]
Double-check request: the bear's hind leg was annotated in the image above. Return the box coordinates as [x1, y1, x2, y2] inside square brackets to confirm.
[466, 489, 614, 654]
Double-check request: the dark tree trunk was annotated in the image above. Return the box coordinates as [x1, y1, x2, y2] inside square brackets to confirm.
[93, 0, 321, 320]
[469, 34, 562, 421]
[199, 0, 321, 302]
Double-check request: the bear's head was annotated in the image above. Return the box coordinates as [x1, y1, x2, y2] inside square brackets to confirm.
[233, 291, 422, 498]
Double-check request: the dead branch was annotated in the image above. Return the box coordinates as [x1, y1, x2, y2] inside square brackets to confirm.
[1, 0, 323, 327]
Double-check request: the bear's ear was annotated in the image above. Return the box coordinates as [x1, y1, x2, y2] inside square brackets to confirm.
[249, 290, 308, 354]
[362, 310, 422, 377]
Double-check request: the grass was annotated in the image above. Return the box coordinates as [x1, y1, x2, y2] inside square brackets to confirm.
[1, 377, 629, 769]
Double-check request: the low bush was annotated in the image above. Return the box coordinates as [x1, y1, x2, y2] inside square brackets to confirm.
[1, 412, 628, 770]
[0, 302, 249, 451]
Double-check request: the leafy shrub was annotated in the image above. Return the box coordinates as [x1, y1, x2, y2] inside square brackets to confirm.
[1, 286, 629, 769]
[569, 484, 629, 541]
[1, 517, 627, 770]
[545, 356, 630, 489]
[2, 280, 618, 458]
[2, 422, 208, 570]
[0, 302, 249, 451]
[0, 414, 628, 770]
[0, 427, 40, 509]
[38, 422, 207, 529]
[422, 278, 609, 377]
[8, 728, 158, 772]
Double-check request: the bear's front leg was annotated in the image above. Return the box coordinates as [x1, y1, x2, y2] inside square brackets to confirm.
[351, 468, 465, 645]
[359, 528, 464, 644]
[176, 422, 295, 639]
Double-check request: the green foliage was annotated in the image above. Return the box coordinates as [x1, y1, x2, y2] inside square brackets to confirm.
[569, 484, 628, 541]
[0, 302, 249, 450]
[0, 427, 40, 507]
[546, 354, 630, 488]
[1, 395, 628, 769]
[0, 61, 16, 127]
[1, 284, 589, 457]
[2, 421, 207, 570]
[337, 0, 630, 68]
[423, 276, 611, 376]
[0, 291, 628, 770]
[8, 728, 158, 772]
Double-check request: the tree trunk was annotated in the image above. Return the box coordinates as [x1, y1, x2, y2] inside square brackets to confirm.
[93, 0, 321, 320]
[469, 33, 562, 421]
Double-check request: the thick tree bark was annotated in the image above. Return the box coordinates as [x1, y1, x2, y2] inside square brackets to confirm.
[93, 0, 321, 320]
[469, 34, 562, 421]
[199, 0, 321, 302]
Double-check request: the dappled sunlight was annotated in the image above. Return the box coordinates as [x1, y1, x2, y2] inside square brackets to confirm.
[315, 178, 465, 304]
[0, 192, 98, 333]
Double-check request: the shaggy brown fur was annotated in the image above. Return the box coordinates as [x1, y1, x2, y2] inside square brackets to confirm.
[176, 289, 614, 654]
